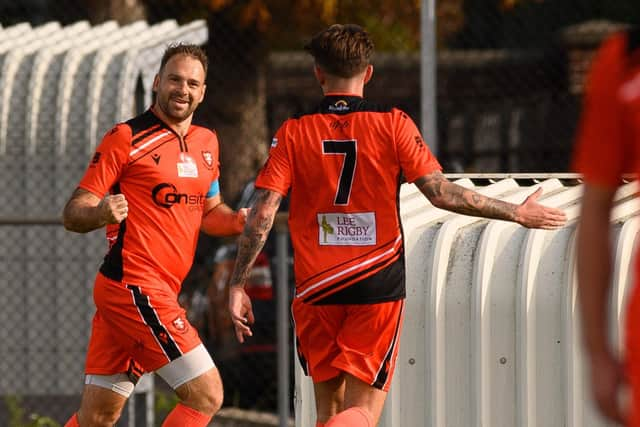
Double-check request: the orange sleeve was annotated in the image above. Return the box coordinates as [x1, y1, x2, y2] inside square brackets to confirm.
[255, 123, 291, 196]
[572, 33, 630, 188]
[78, 124, 131, 197]
[393, 109, 442, 182]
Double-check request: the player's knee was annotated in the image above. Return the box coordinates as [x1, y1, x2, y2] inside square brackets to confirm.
[180, 383, 222, 415]
[175, 370, 223, 415]
[199, 382, 223, 415]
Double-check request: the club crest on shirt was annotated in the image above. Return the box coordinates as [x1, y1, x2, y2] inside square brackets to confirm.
[177, 153, 198, 178]
[201, 150, 214, 169]
[172, 316, 188, 333]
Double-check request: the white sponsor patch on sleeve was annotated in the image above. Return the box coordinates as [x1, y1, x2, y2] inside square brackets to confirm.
[317, 212, 376, 246]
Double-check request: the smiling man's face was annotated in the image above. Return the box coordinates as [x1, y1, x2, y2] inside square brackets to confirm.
[153, 53, 206, 123]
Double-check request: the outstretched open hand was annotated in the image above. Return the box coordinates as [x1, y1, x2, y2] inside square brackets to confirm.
[515, 188, 567, 229]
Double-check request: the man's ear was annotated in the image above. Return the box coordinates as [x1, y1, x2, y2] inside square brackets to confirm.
[314, 65, 326, 86]
[152, 74, 160, 92]
[199, 84, 207, 103]
[363, 64, 374, 85]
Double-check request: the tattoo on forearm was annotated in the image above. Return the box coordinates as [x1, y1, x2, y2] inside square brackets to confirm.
[230, 190, 282, 286]
[417, 173, 517, 221]
[446, 185, 516, 220]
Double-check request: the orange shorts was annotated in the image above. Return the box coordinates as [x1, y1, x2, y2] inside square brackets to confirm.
[292, 298, 405, 392]
[84, 273, 202, 377]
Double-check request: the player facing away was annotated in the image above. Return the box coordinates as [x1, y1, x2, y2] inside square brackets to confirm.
[227, 24, 567, 427]
[574, 28, 640, 426]
[61, 44, 247, 427]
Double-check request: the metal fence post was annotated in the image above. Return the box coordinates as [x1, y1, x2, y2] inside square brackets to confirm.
[274, 214, 290, 427]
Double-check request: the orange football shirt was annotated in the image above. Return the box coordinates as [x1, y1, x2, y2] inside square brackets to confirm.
[572, 32, 640, 281]
[256, 94, 441, 304]
[79, 109, 220, 294]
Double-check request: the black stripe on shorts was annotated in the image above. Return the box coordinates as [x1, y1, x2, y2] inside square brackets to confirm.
[372, 300, 404, 389]
[127, 285, 182, 361]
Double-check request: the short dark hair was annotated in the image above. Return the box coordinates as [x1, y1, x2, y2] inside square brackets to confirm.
[159, 43, 208, 76]
[304, 24, 374, 78]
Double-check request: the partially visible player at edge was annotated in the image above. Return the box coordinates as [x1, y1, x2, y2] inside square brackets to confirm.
[574, 28, 640, 426]
[61, 44, 246, 427]
[228, 24, 567, 427]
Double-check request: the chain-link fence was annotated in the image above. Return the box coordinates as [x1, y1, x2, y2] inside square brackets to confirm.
[0, 0, 638, 425]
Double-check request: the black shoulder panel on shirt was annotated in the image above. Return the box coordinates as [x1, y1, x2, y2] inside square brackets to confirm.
[124, 110, 162, 136]
[627, 27, 640, 56]
[293, 96, 394, 119]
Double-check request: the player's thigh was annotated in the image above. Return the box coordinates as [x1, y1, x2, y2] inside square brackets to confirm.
[77, 383, 128, 426]
[174, 367, 222, 402]
[342, 373, 388, 424]
[313, 374, 346, 422]
[156, 343, 221, 413]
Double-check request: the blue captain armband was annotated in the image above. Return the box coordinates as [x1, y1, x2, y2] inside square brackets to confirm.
[206, 180, 220, 198]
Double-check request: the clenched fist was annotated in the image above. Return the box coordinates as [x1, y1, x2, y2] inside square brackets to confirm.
[98, 194, 129, 224]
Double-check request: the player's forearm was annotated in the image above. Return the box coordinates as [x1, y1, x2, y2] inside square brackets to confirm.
[229, 190, 282, 288]
[201, 202, 244, 236]
[62, 189, 106, 233]
[577, 200, 614, 358]
[416, 174, 518, 222]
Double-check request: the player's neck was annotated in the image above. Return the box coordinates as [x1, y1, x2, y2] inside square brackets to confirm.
[150, 105, 192, 137]
[319, 66, 370, 97]
[322, 83, 364, 97]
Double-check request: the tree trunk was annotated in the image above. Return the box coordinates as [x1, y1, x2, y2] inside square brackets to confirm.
[196, 11, 269, 206]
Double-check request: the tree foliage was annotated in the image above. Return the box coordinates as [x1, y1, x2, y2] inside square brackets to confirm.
[146, 0, 422, 51]
[145, 0, 640, 52]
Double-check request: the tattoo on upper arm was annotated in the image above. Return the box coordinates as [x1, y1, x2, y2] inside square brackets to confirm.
[416, 171, 446, 199]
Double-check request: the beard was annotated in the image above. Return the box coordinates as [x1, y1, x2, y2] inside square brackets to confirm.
[156, 92, 198, 122]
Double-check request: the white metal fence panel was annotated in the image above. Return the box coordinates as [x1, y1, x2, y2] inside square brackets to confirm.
[294, 177, 639, 427]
